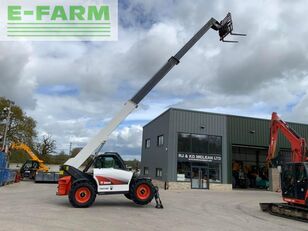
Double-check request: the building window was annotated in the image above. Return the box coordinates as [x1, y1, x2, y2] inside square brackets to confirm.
[177, 162, 191, 182]
[144, 167, 149, 175]
[178, 133, 191, 152]
[209, 163, 221, 183]
[176, 162, 222, 183]
[192, 134, 208, 153]
[157, 135, 164, 146]
[177, 132, 223, 183]
[156, 168, 162, 177]
[145, 139, 151, 149]
[178, 132, 222, 155]
[208, 136, 222, 154]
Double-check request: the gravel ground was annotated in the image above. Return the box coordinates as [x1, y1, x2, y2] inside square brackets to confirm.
[0, 182, 307, 231]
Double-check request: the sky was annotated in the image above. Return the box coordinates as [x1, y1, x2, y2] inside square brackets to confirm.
[1, 0, 308, 160]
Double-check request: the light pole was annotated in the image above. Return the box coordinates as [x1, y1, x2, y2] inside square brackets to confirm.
[2, 102, 13, 151]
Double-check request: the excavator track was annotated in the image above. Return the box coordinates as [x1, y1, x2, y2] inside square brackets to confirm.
[260, 203, 308, 222]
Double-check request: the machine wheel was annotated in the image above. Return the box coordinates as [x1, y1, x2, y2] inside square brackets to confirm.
[29, 171, 36, 180]
[69, 181, 96, 208]
[131, 179, 155, 205]
[124, 193, 132, 200]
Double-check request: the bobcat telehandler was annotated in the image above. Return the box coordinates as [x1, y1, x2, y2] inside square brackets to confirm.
[57, 13, 245, 208]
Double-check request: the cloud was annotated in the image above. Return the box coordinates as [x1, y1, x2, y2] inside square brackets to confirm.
[0, 42, 36, 108]
[2, 0, 308, 159]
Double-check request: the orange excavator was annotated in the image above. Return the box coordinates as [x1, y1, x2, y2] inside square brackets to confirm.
[260, 112, 308, 221]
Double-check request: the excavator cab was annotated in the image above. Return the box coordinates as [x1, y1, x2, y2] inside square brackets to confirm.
[281, 162, 308, 205]
[20, 160, 40, 179]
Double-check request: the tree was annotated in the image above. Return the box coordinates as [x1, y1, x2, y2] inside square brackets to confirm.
[0, 97, 37, 147]
[36, 135, 56, 155]
[125, 159, 140, 170]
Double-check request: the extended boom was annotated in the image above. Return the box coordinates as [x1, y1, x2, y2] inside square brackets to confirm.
[58, 12, 245, 209]
[65, 13, 245, 169]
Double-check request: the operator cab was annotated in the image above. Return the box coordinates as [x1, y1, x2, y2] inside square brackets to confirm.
[20, 160, 39, 179]
[281, 162, 308, 205]
[84, 152, 127, 173]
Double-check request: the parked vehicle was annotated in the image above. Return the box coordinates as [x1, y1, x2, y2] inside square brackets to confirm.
[260, 112, 308, 221]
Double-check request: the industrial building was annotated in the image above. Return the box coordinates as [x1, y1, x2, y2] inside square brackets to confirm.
[140, 108, 308, 189]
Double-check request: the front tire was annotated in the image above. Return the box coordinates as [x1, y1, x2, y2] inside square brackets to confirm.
[131, 179, 155, 205]
[69, 181, 96, 208]
[124, 193, 132, 200]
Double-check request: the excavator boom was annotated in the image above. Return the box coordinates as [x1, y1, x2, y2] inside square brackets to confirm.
[267, 112, 307, 163]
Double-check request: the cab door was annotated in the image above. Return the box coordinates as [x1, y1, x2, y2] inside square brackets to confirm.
[93, 155, 133, 193]
[294, 163, 308, 201]
[281, 164, 296, 199]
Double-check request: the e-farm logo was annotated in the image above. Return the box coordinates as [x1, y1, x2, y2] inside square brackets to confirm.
[0, 0, 118, 41]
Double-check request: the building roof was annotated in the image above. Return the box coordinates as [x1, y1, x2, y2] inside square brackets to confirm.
[143, 107, 308, 128]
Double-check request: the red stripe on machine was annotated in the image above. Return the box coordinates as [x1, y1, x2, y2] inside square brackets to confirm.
[96, 176, 128, 185]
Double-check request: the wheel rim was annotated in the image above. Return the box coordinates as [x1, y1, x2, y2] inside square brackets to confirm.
[136, 184, 151, 200]
[75, 187, 91, 204]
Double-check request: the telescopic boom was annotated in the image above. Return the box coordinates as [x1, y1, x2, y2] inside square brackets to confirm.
[65, 12, 244, 169]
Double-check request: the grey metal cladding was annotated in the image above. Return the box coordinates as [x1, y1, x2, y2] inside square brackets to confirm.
[140, 110, 170, 181]
[227, 116, 270, 146]
[227, 115, 308, 149]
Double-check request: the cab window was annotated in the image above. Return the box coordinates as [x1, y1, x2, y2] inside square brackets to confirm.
[296, 164, 307, 182]
[94, 156, 123, 169]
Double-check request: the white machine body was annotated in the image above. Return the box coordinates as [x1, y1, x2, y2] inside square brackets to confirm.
[93, 168, 133, 193]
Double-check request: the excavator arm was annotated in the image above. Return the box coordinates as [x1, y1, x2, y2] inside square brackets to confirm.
[267, 112, 307, 163]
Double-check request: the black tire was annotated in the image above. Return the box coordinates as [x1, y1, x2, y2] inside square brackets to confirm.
[29, 171, 36, 180]
[124, 193, 132, 200]
[69, 181, 96, 208]
[131, 179, 155, 205]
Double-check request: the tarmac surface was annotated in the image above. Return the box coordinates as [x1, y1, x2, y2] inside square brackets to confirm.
[0, 181, 307, 231]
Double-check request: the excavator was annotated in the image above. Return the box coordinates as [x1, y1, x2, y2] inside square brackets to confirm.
[10, 143, 49, 179]
[57, 13, 245, 208]
[260, 112, 308, 222]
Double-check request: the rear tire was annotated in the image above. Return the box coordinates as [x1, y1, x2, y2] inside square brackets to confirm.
[69, 181, 96, 208]
[131, 179, 155, 205]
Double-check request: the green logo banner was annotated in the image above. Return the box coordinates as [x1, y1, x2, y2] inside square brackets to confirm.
[0, 0, 118, 41]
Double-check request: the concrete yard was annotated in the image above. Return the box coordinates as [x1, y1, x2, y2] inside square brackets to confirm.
[0, 182, 307, 231]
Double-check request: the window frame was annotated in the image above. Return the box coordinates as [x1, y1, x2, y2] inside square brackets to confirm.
[156, 168, 162, 177]
[93, 155, 125, 170]
[157, 135, 164, 147]
[145, 138, 151, 149]
[144, 167, 149, 175]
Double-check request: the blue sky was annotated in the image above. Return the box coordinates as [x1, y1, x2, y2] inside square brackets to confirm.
[2, 0, 308, 160]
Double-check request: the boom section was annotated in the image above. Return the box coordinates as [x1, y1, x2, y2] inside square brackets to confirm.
[267, 112, 307, 163]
